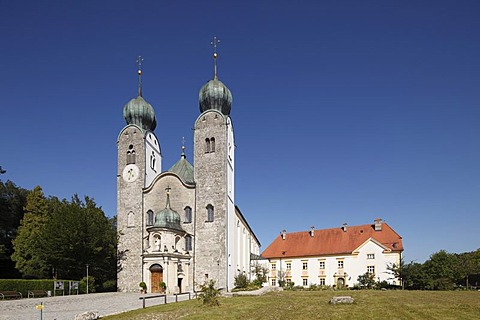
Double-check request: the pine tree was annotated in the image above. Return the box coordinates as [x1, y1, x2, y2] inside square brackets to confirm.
[11, 186, 50, 278]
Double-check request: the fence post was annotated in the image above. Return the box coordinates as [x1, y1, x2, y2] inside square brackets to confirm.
[142, 297, 145, 309]
[164, 294, 167, 304]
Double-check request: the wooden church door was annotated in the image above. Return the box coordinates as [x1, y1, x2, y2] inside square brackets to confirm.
[149, 264, 164, 293]
[151, 271, 163, 293]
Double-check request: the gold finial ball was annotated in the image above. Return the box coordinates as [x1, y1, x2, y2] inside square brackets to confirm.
[213, 52, 218, 59]
[137, 69, 142, 75]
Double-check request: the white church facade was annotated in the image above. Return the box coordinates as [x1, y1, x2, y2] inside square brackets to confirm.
[116, 49, 260, 294]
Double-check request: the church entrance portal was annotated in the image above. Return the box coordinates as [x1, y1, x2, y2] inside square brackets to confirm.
[337, 277, 345, 288]
[150, 264, 164, 293]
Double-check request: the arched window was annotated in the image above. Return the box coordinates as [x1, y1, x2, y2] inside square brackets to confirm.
[127, 211, 135, 227]
[185, 235, 192, 251]
[206, 204, 214, 222]
[184, 206, 192, 223]
[210, 137, 215, 152]
[127, 145, 136, 164]
[205, 138, 211, 153]
[147, 210, 154, 226]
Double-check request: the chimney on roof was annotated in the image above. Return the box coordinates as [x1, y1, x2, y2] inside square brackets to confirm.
[342, 223, 347, 232]
[309, 226, 315, 237]
[374, 218, 382, 231]
[281, 229, 286, 240]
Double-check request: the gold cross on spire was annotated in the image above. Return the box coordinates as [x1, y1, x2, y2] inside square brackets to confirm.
[136, 55, 144, 96]
[211, 36, 220, 79]
[165, 185, 171, 195]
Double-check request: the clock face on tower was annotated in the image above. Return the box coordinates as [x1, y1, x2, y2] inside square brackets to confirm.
[122, 164, 140, 183]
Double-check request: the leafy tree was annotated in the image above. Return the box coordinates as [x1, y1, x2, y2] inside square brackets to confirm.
[403, 261, 430, 290]
[386, 258, 406, 289]
[357, 272, 376, 289]
[0, 180, 28, 278]
[455, 249, 480, 288]
[42, 195, 117, 285]
[251, 262, 268, 286]
[423, 250, 457, 290]
[277, 270, 286, 287]
[11, 186, 50, 278]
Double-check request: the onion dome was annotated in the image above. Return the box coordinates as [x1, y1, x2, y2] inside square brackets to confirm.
[123, 56, 157, 131]
[199, 36, 232, 115]
[199, 77, 232, 115]
[123, 96, 157, 131]
[153, 189, 183, 231]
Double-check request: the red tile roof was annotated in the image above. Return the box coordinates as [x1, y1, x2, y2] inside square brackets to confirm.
[261, 222, 403, 259]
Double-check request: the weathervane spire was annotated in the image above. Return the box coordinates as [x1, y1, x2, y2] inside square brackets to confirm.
[136, 55, 144, 97]
[211, 36, 220, 79]
[181, 137, 186, 158]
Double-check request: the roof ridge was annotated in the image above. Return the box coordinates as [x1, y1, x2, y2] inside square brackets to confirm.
[283, 223, 374, 235]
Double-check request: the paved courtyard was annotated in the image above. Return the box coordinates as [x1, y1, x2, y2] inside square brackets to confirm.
[0, 292, 192, 320]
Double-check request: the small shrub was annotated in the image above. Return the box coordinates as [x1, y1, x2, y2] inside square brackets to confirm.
[160, 281, 166, 291]
[309, 284, 322, 291]
[198, 280, 221, 306]
[101, 280, 117, 292]
[234, 273, 248, 289]
[285, 281, 295, 290]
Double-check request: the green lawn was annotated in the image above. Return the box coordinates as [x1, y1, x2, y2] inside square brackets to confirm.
[103, 290, 480, 320]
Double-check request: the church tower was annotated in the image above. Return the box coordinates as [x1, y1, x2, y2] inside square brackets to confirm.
[193, 37, 236, 290]
[117, 57, 162, 292]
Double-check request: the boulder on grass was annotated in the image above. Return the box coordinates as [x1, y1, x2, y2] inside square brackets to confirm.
[329, 296, 354, 304]
[74, 311, 99, 320]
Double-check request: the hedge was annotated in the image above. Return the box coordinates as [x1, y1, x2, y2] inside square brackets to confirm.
[0, 279, 78, 297]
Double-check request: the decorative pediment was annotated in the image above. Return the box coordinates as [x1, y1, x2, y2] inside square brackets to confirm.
[352, 237, 392, 255]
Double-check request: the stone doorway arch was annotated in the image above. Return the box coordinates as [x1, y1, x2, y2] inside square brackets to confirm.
[150, 264, 164, 293]
[337, 277, 345, 288]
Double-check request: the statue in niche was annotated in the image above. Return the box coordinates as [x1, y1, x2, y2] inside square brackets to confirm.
[154, 236, 161, 251]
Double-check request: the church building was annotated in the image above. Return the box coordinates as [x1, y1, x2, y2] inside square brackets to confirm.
[116, 43, 261, 293]
[262, 219, 403, 288]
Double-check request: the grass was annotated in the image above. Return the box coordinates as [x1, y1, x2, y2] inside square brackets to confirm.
[103, 290, 480, 320]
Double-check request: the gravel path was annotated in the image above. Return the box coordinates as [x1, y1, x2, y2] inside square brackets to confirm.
[0, 292, 192, 320]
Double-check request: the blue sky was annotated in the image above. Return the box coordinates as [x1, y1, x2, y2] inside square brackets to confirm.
[1, 1, 479, 263]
